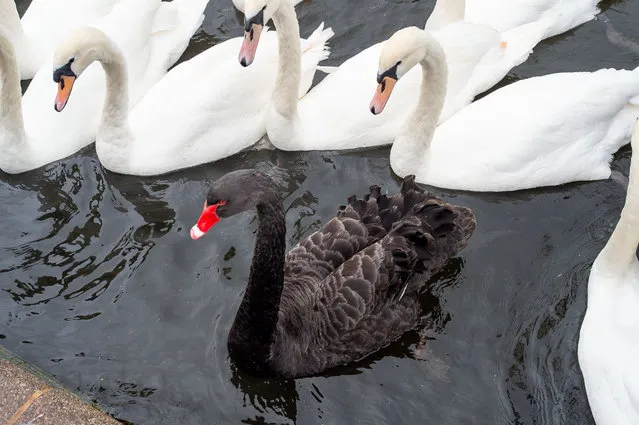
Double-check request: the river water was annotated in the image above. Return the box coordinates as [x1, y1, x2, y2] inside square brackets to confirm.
[2, 0, 638, 424]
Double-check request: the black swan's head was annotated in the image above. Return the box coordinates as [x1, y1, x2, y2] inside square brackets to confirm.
[190, 169, 276, 240]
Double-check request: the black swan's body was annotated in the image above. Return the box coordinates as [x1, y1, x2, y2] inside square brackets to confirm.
[191, 170, 476, 378]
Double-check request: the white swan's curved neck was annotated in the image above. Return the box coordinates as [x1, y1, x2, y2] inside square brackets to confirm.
[271, 0, 301, 119]
[597, 129, 639, 275]
[390, 34, 448, 178]
[0, 33, 26, 146]
[425, 0, 466, 30]
[93, 39, 130, 148]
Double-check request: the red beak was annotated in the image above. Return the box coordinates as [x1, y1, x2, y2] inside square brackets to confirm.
[190, 201, 225, 240]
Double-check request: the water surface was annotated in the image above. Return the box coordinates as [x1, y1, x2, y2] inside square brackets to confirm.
[2, 0, 639, 424]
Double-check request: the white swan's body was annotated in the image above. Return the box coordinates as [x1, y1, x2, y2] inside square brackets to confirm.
[578, 120, 639, 425]
[245, 0, 545, 151]
[0, 0, 205, 174]
[409, 69, 639, 191]
[374, 27, 639, 192]
[87, 23, 332, 176]
[426, 0, 600, 40]
[0, 0, 120, 79]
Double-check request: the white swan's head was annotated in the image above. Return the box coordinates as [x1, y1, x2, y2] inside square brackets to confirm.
[370, 27, 427, 115]
[238, 0, 280, 66]
[52, 27, 112, 112]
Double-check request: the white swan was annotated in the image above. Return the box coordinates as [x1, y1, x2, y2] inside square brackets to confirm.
[0, 0, 120, 79]
[53, 24, 333, 176]
[578, 119, 639, 425]
[426, 0, 600, 39]
[239, 0, 547, 151]
[371, 27, 639, 192]
[0, 0, 205, 174]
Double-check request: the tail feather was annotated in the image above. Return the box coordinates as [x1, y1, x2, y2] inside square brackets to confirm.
[385, 217, 434, 275]
[499, 17, 549, 62]
[388, 176, 476, 278]
[468, 18, 548, 95]
[151, 0, 208, 69]
[388, 199, 475, 290]
[338, 175, 476, 255]
[301, 22, 335, 59]
[298, 22, 335, 98]
[542, 2, 599, 40]
[92, 0, 161, 57]
[415, 203, 456, 237]
[336, 175, 475, 296]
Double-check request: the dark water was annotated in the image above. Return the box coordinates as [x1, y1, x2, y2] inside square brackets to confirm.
[3, 0, 639, 424]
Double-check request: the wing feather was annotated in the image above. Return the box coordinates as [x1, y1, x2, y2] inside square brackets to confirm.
[272, 176, 476, 376]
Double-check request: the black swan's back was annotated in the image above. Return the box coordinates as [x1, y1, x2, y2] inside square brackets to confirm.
[270, 175, 476, 377]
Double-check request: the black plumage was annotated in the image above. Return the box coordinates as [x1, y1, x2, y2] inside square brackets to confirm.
[197, 170, 476, 378]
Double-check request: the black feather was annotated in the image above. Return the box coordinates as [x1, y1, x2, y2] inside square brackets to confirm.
[211, 170, 477, 378]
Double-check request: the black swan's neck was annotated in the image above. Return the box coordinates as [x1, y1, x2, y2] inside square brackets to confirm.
[228, 195, 286, 376]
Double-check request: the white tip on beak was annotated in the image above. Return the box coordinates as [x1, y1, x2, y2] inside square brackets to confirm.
[190, 225, 205, 240]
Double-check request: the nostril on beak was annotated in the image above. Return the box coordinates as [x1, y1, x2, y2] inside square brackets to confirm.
[240, 57, 248, 67]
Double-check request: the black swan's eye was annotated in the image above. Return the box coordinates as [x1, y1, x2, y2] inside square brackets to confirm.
[208, 199, 226, 207]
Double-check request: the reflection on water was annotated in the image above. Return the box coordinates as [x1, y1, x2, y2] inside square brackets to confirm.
[231, 365, 299, 424]
[2, 0, 639, 424]
[228, 256, 465, 425]
[1, 154, 164, 309]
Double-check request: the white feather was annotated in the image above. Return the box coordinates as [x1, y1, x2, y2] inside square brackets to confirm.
[0, 0, 121, 79]
[579, 120, 639, 425]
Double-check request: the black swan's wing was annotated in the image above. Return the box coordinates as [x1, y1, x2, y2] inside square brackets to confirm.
[282, 213, 371, 297]
[282, 175, 471, 290]
[281, 182, 396, 295]
[273, 176, 476, 376]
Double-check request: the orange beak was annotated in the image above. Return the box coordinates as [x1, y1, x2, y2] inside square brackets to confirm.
[54, 75, 76, 112]
[370, 76, 397, 115]
[239, 23, 264, 67]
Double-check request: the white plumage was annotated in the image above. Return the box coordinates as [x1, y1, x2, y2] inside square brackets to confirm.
[579, 119, 639, 425]
[0, 0, 206, 174]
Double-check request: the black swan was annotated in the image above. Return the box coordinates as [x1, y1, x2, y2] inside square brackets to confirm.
[190, 169, 476, 378]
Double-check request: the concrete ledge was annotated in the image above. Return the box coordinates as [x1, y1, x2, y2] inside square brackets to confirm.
[0, 346, 119, 425]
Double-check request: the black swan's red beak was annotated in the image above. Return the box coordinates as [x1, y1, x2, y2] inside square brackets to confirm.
[191, 201, 225, 240]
